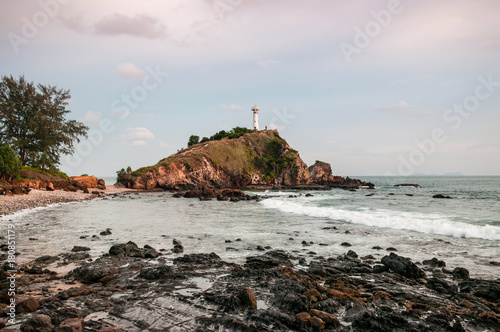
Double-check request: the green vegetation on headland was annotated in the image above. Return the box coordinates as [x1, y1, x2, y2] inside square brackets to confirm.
[0, 75, 88, 183]
[187, 127, 255, 147]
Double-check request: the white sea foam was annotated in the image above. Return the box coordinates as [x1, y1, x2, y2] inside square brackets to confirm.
[260, 198, 500, 241]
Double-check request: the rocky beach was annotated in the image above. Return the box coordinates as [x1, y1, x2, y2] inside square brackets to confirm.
[0, 186, 134, 217]
[2, 235, 499, 331]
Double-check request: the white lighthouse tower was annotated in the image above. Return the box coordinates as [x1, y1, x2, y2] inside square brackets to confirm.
[252, 104, 259, 131]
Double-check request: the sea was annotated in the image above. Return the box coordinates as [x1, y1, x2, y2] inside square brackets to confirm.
[3, 176, 500, 279]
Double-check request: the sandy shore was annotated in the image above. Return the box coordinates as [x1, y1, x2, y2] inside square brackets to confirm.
[0, 185, 135, 216]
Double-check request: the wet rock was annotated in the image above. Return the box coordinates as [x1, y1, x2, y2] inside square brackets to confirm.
[61, 252, 90, 262]
[245, 250, 293, 269]
[108, 242, 158, 258]
[138, 266, 174, 280]
[426, 277, 458, 294]
[394, 184, 421, 188]
[296, 312, 311, 323]
[372, 265, 389, 273]
[310, 309, 340, 327]
[433, 194, 452, 199]
[459, 279, 500, 304]
[238, 288, 257, 308]
[58, 318, 84, 332]
[305, 193, 313, 197]
[174, 252, 221, 265]
[386, 247, 398, 251]
[453, 267, 470, 280]
[381, 252, 427, 280]
[423, 257, 446, 268]
[68, 266, 118, 284]
[71, 246, 90, 252]
[346, 250, 358, 258]
[372, 246, 383, 250]
[16, 297, 40, 313]
[340, 242, 352, 247]
[432, 269, 446, 279]
[304, 288, 322, 302]
[20, 314, 54, 332]
[99, 229, 112, 236]
[310, 316, 325, 330]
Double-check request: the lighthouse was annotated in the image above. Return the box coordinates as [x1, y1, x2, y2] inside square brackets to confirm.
[252, 105, 259, 131]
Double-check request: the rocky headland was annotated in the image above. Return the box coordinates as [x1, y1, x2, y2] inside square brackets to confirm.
[117, 130, 374, 191]
[2, 240, 499, 331]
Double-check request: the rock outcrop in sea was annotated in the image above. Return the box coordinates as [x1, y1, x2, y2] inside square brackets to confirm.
[117, 130, 373, 191]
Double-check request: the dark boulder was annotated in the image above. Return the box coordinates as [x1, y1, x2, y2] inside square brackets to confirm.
[381, 252, 427, 279]
[433, 194, 452, 199]
[245, 250, 293, 269]
[71, 246, 90, 252]
[20, 314, 54, 332]
[459, 279, 500, 304]
[68, 265, 118, 284]
[138, 266, 175, 280]
[173, 252, 221, 265]
[422, 257, 446, 268]
[453, 267, 470, 280]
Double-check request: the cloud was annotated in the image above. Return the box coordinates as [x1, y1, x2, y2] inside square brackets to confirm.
[94, 13, 166, 39]
[220, 104, 242, 112]
[121, 127, 155, 141]
[159, 141, 171, 148]
[82, 111, 101, 124]
[374, 101, 431, 115]
[115, 63, 146, 79]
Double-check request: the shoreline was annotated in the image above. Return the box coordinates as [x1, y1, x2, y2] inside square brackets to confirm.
[0, 186, 136, 216]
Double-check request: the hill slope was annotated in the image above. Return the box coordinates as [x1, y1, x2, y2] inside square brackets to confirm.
[118, 130, 312, 190]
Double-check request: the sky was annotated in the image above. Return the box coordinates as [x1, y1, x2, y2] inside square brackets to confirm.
[1, 0, 499, 177]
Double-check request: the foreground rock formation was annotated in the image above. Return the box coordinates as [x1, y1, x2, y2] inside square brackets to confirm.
[118, 130, 373, 191]
[3, 241, 499, 331]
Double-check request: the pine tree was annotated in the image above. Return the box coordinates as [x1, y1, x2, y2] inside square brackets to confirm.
[0, 75, 88, 167]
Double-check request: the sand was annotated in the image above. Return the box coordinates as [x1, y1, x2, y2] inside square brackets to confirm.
[0, 185, 135, 216]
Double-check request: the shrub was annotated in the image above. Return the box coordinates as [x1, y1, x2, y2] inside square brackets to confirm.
[0, 145, 21, 181]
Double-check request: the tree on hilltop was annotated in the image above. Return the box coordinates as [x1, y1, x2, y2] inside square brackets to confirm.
[0, 75, 88, 168]
[188, 135, 199, 147]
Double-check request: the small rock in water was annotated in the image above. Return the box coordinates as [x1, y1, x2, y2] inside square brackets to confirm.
[433, 194, 452, 199]
[423, 257, 446, 268]
[453, 267, 470, 280]
[372, 246, 383, 250]
[346, 250, 358, 258]
[100, 228, 112, 236]
[340, 242, 352, 247]
[386, 247, 398, 251]
[71, 246, 91, 252]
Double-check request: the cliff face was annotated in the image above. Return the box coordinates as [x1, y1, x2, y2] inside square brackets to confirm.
[308, 161, 375, 189]
[123, 130, 312, 190]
